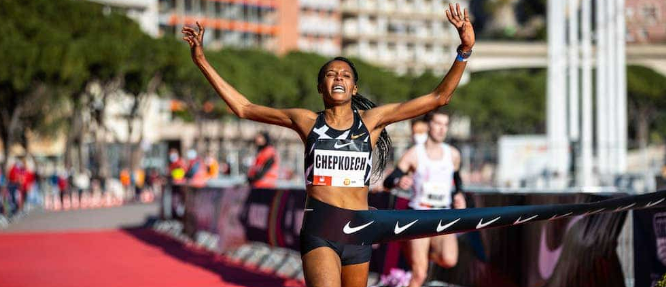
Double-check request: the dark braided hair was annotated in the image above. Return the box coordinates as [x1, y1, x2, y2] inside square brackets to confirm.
[317, 57, 392, 181]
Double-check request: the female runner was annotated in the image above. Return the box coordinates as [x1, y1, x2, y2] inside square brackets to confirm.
[182, 3, 475, 287]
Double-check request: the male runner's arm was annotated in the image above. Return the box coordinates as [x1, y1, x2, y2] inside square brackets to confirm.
[182, 22, 315, 141]
[383, 147, 417, 191]
[451, 147, 466, 209]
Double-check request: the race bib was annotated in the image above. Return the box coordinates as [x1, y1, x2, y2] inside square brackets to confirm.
[421, 181, 452, 207]
[313, 139, 370, 187]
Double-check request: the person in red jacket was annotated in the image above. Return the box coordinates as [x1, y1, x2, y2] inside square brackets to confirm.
[8, 158, 26, 215]
[247, 132, 279, 189]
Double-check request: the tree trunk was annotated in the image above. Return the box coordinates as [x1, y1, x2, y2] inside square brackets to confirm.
[64, 106, 81, 171]
[125, 113, 134, 172]
[487, 0, 519, 34]
[635, 105, 654, 151]
[196, 115, 204, 153]
[0, 118, 9, 173]
[19, 132, 33, 166]
[91, 77, 122, 183]
[126, 74, 162, 172]
[0, 105, 22, 172]
[77, 129, 85, 173]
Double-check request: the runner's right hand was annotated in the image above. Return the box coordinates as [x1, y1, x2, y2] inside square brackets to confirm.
[398, 176, 414, 190]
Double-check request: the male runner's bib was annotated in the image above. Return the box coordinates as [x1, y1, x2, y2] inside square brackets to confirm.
[305, 110, 372, 187]
[409, 143, 454, 209]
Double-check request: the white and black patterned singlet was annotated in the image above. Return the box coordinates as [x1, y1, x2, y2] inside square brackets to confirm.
[304, 109, 373, 187]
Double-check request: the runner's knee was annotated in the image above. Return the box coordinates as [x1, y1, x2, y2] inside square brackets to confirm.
[433, 251, 458, 268]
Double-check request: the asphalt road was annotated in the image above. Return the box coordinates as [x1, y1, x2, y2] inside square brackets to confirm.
[1, 202, 159, 233]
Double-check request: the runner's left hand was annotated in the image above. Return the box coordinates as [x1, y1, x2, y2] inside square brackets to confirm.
[445, 3, 475, 52]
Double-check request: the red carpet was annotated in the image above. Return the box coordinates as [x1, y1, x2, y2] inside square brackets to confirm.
[0, 229, 303, 287]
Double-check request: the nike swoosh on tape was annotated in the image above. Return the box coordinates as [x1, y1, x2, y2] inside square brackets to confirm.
[549, 212, 573, 221]
[615, 203, 635, 211]
[514, 215, 538, 225]
[437, 218, 460, 232]
[343, 221, 374, 234]
[394, 219, 419, 234]
[351, 133, 366, 140]
[582, 208, 605, 216]
[476, 216, 500, 229]
[334, 142, 354, 149]
[646, 198, 665, 207]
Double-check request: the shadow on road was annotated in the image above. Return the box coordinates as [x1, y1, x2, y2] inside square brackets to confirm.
[122, 228, 304, 287]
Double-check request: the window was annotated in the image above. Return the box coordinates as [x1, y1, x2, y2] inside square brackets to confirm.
[639, 28, 649, 41]
[642, 4, 658, 24]
[159, 0, 173, 13]
[200, 0, 207, 14]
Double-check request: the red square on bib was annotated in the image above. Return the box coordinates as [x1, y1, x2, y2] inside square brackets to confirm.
[313, 175, 332, 186]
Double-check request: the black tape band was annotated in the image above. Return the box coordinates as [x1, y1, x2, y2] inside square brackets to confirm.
[302, 190, 666, 246]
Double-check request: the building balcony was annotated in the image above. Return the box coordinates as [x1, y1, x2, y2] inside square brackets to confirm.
[340, 0, 465, 20]
[341, 31, 455, 45]
[300, 0, 340, 11]
[165, 14, 278, 35]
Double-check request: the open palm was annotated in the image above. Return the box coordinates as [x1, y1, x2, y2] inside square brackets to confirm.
[445, 3, 475, 50]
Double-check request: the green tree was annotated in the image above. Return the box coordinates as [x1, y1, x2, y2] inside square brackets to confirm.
[0, 0, 76, 169]
[626, 65, 666, 149]
[450, 69, 547, 141]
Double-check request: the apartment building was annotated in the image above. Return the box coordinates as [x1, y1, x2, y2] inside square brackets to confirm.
[298, 0, 342, 56]
[626, 0, 666, 43]
[340, 0, 468, 75]
[157, 0, 293, 52]
[88, 0, 160, 37]
[154, 0, 343, 55]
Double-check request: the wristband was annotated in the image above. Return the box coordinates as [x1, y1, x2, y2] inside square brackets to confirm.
[455, 54, 468, 62]
[456, 44, 472, 61]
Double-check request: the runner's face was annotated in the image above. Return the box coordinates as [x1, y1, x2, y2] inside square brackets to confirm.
[254, 134, 266, 147]
[428, 114, 449, 143]
[319, 61, 358, 104]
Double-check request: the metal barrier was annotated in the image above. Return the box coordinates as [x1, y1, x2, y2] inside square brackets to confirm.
[163, 179, 664, 287]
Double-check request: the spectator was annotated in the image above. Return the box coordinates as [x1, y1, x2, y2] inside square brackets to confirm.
[0, 166, 6, 215]
[168, 148, 186, 183]
[185, 149, 210, 187]
[120, 169, 131, 199]
[247, 132, 279, 189]
[204, 153, 219, 179]
[57, 169, 69, 207]
[8, 157, 27, 215]
[134, 169, 145, 201]
[73, 169, 91, 202]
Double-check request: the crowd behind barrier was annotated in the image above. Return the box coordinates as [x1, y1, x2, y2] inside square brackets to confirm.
[163, 179, 666, 287]
[0, 157, 163, 220]
[0, 147, 221, 219]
